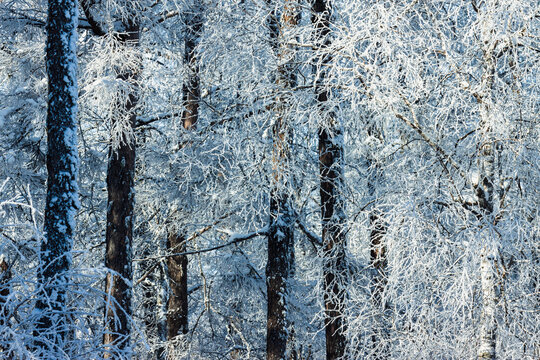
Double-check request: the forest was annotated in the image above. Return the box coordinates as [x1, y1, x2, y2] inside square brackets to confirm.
[0, 0, 539, 359]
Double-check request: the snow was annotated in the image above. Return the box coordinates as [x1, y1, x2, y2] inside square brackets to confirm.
[0, 107, 14, 127]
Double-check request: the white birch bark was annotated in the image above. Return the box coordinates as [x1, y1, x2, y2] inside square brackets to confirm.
[477, 3, 499, 357]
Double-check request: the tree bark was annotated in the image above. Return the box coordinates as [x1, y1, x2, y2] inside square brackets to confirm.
[0, 255, 11, 352]
[476, 8, 499, 357]
[181, 3, 202, 131]
[266, 2, 298, 360]
[312, 1, 349, 359]
[476, 138, 497, 360]
[364, 125, 389, 359]
[103, 19, 140, 357]
[166, 232, 188, 340]
[369, 207, 388, 360]
[165, 2, 203, 346]
[138, 242, 165, 360]
[35, 0, 79, 352]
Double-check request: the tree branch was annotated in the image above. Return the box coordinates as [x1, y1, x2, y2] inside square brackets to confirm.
[134, 227, 268, 262]
[80, 0, 106, 36]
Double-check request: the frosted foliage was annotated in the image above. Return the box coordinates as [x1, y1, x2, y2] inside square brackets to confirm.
[0, 0, 539, 358]
[82, 32, 141, 149]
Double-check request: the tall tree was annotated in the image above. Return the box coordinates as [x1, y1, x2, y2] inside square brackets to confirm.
[311, 1, 349, 359]
[166, 1, 204, 344]
[475, 3, 499, 358]
[368, 166, 388, 360]
[103, 15, 140, 357]
[266, 1, 298, 359]
[34, 0, 79, 353]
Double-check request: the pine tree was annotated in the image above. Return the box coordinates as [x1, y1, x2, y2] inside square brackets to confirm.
[35, 0, 79, 353]
[103, 16, 140, 358]
[312, 1, 349, 358]
[166, 1, 204, 345]
[266, 1, 298, 359]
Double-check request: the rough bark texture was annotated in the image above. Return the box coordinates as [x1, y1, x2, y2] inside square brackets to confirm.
[165, 3, 203, 345]
[266, 2, 297, 359]
[167, 233, 188, 339]
[181, 4, 202, 131]
[267, 190, 295, 360]
[0, 256, 10, 328]
[312, 1, 349, 359]
[103, 20, 139, 357]
[0, 256, 9, 354]
[35, 0, 79, 351]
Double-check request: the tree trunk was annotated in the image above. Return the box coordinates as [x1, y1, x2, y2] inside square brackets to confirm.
[166, 232, 188, 340]
[0, 255, 11, 353]
[266, 2, 297, 359]
[311, 2, 349, 359]
[476, 11, 498, 356]
[138, 243, 165, 360]
[34, 0, 79, 352]
[181, 2, 203, 131]
[165, 1, 203, 346]
[476, 140, 497, 360]
[369, 208, 388, 359]
[364, 129, 389, 359]
[103, 20, 140, 357]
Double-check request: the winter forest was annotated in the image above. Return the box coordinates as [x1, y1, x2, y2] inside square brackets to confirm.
[0, 0, 539, 359]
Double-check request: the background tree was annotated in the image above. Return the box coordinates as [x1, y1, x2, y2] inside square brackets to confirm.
[266, 0, 300, 358]
[311, 0, 349, 358]
[166, 0, 204, 349]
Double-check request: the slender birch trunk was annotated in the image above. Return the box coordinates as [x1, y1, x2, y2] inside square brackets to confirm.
[365, 142, 389, 359]
[476, 4, 499, 357]
[369, 208, 388, 359]
[476, 114, 498, 360]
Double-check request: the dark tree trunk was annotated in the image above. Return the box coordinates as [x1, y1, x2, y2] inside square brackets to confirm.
[181, 3, 203, 131]
[166, 232, 188, 339]
[266, 2, 297, 359]
[35, 0, 79, 352]
[103, 20, 140, 357]
[312, 1, 349, 359]
[267, 189, 295, 360]
[319, 124, 348, 360]
[0, 256, 11, 347]
[165, 2, 203, 345]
